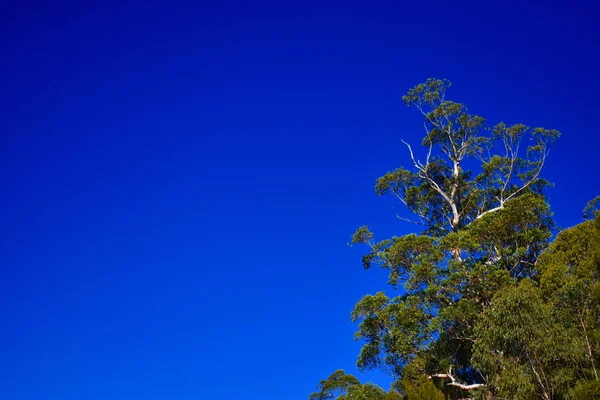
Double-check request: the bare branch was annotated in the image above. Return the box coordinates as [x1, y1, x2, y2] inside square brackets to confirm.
[476, 205, 504, 220]
[431, 368, 486, 391]
[503, 150, 547, 203]
[425, 133, 433, 166]
[401, 139, 425, 172]
[401, 138, 460, 230]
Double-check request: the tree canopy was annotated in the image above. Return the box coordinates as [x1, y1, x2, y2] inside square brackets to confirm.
[309, 79, 600, 400]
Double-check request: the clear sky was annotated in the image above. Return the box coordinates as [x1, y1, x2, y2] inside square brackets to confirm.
[1, 1, 599, 399]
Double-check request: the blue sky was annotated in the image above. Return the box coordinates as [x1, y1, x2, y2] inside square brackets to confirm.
[1, 1, 599, 399]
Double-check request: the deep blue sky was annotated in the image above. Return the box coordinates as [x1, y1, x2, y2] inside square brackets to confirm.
[1, 1, 599, 399]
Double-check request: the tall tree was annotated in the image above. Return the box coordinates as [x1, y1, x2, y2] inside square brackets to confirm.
[310, 78, 561, 399]
[351, 78, 558, 396]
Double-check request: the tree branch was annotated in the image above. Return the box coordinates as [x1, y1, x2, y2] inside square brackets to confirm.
[475, 204, 504, 220]
[431, 368, 486, 391]
[401, 139, 425, 172]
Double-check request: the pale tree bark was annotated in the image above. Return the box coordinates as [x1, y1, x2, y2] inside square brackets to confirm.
[431, 367, 486, 391]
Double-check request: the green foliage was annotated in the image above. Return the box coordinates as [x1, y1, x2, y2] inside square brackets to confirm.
[402, 375, 445, 400]
[472, 280, 581, 399]
[310, 79, 600, 399]
[470, 215, 600, 399]
[400, 358, 445, 400]
[351, 292, 431, 374]
[583, 196, 600, 220]
[310, 370, 361, 400]
[571, 381, 600, 400]
[309, 370, 401, 400]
